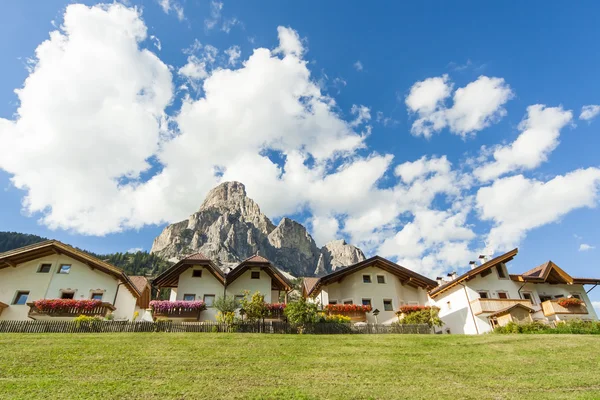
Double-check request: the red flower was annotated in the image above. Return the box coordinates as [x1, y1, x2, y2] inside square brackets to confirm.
[557, 297, 584, 308]
[324, 304, 372, 313]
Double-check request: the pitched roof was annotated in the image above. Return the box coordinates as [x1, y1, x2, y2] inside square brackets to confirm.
[488, 303, 534, 318]
[511, 260, 574, 284]
[129, 276, 150, 293]
[182, 252, 211, 261]
[307, 256, 438, 297]
[226, 255, 292, 291]
[0, 240, 141, 298]
[429, 248, 518, 298]
[303, 277, 319, 296]
[243, 254, 270, 263]
[153, 253, 225, 288]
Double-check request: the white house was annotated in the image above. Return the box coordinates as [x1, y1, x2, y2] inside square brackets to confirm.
[304, 256, 438, 324]
[152, 253, 293, 321]
[429, 248, 600, 334]
[0, 241, 149, 321]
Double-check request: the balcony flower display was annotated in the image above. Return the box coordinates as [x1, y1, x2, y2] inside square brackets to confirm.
[324, 304, 372, 313]
[396, 305, 431, 315]
[557, 297, 584, 308]
[265, 303, 287, 311]
[149, 300, 206, 313]
[33, 299, 102, 312]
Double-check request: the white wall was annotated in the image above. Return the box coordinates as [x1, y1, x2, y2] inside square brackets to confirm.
[225, 268, 273, 303]
[0, 254, 134, 321]
[113, 286, 138, 320]
[174, 265, 225, 321]
[318, 265, 428, 324]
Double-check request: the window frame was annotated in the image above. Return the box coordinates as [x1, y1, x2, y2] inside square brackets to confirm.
[328, 300, 338, 305]
[192, 269, 203, 278]
[376, 275, 386, 284]
[37, 263, 52, 273]
[251, 271, 260, 280]
[496, 291, 509, 299]
[521, 292, 535, 305]
[203, 294, 216, 307]
[90, 292, 104, 301]
[12, 290, 30, 305]
[183, 294, 196, 301]
[495, 264, 507, 279]
[362, 274, 372, 284]
[57, 264, 71, 274]
[343, 299, 353, 305]
[539, 294, 552, 303]
[571, 293, 582, 300]
[477, 290, 490, 299]
[361, 298, 372, 307]
[60, 291, 75, 299]
[383, 299, 393, 311]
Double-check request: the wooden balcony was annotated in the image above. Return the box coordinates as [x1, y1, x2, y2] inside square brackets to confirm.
[27, 302, 115, 320]
[542, 300, 588, 317]
[0, 301, 8, 317]
[470, 298, 533, 316]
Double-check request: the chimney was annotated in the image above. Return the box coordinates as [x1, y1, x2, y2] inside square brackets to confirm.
[447, 272, 457, 281]
[469, 261, 477, 270]
[436, 277, 444, 286]
[478, 254, 489, 265]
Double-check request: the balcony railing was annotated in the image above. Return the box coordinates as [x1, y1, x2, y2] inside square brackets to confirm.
[0, 301, 8, 317]
[27, 302, 115, 320]
[542, 300, 588, 317]
[470, 298, 533, 316]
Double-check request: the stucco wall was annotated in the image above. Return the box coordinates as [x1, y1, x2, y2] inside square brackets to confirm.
[175, 265, 225, 321]
[225, 268, 273, 303]
[113, 286, 138, 320]
[0, 254, 129, 321]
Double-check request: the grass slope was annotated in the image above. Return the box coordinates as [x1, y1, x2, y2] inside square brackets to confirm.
[1, 334, 599, 399]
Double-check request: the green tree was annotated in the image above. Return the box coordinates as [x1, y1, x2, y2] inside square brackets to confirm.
[398, 307, 443, 328]
[214, 296, 238, 314]
[239, 291, 268, 322]
[284, 298, 319, 325]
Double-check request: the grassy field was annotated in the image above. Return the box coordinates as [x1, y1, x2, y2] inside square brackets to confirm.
[0, 333, 599, 399]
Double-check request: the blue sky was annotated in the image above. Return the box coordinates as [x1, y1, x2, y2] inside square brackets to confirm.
[1, 1, 599, 305]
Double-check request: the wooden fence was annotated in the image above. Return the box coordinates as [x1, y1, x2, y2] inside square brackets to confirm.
[0, 320, 431, 334]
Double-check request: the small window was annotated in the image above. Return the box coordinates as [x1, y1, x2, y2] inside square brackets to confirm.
[478, 291, 490, 299]
[57, 264, 71, 274]
[329, 300, 338, 305]
[362, 275, 372, 283]
[480, 269, 492, 278]
[376, 275, 386, 284]
[522, 292, 535, 304]
[204, 295, 216, 307]
[13, 291, 29, 305]
[571, 294, 582, 300]
[251, 271, 260, 279]
[38, 264, 52, 273]
[539, 295, 552, 303]
[183, 294, 196, 301]
[61, 292, 75, 299]
[554, 295, 563, 299]
[362, 299, 372, 307]
[496, 264, 506, 279]
[497, 292, 508, 299]
[343, 300, 353, 305]
[90, 293, 103, 301]
[192, 269, 202, 278]
[383, 299, 393, 311]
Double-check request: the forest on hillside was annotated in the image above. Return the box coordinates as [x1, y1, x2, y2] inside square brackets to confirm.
[0, 231, 171, 277]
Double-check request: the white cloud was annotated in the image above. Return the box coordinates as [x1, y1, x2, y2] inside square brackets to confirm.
[224, 45, 241, 66]
[222, 18, 240, 33]
[275, 26, 304, 57]
[593, 301, 600, 315]
[474, 105, 573, 181]
[0, 3, 173, 234]
[127, 247, 143, 253]
[178, 55, 208, 80]
[158, 0, 184, 21]
[407, 75, 513, 138]
[353, 61, 363, 71]
[205, 1, 223, 30]
[579, 243, 595, 252]
[310, 216, 340, 246]
[477, 168, 600, 252]
[580, 105, 600, 122]
[150, 35, 162, 51]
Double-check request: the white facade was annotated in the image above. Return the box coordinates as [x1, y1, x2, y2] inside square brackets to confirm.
[313, 265, 431, 324]
[431, 262, 599, 334]
[0, 253, 139, 321]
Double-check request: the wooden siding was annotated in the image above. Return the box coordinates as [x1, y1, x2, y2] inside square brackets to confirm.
[541, 300, 589, 316]
[470, 298, 533, 316]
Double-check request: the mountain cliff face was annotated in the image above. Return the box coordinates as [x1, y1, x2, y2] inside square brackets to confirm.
[150, 181, 365, 276]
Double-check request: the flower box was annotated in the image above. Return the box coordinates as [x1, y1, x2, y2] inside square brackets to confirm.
[28, 299, 115, 319]
[150, 300, 206, 320]
[557, 297, 584, 308]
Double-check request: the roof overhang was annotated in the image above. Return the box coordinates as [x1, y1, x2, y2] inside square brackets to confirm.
[226, 260, 292, 291]
[488, 303, 534, 319]
[153, 259, 225, 288]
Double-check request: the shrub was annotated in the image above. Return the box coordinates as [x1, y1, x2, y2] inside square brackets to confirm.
[74, 314, 103, 328]
[284, 298, 319, 325]
[216, 311, 236, 325]
[213, 296, 239, 314]
[397, 307, 442, 328]
[322, 314, 352, 324]
[493, 319, 600, 334]
[239, 291, 268, 322]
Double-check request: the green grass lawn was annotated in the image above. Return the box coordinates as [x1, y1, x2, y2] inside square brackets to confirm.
[1, 333, 599, 399]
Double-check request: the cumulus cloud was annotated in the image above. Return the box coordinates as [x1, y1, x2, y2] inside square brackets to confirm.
[407, 75, 513, 138]
[477, 168, 600, 252]
[158, 0, 184, 21]
[579, 243, 595, 252]
[580, 105, 600, 121]
[474, 105, 573, 181]
[275, 26, 304, 57]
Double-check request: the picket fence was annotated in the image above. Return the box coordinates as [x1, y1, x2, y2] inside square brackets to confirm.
[0, 320, 431, 334]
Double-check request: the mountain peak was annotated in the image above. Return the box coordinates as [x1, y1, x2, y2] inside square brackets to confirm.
[199, 181, 248, 211]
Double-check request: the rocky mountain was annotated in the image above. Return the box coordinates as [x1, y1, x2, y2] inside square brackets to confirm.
[151, 181, 365, 276]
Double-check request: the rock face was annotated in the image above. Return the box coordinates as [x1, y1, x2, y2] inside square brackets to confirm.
[151, 181, 366, 277]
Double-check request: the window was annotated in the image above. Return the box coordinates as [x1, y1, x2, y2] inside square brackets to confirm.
[38, 264, 52, 273]
[478, 291, 490, 299]
[57, 264, 71, 274]
[362, 275, 372, 283]
[343, 300, 353, 305]
[362, 299, 372, 307]
[183, 294, 196, 301]
[13, 291, 29, 305]
[328, 300, 338, 305]
[383, 299, 393, 311]
[192, 269, 202, 278]
[480, 269, 492, 278]
[539, 295, 552, 303]
[522, 292, 535, 304]
[571, 293, 582, 300]
[497, 292, 508, 299]
[204, 295, 216, 307]
[251, 271, 260, 279]
[90, 292, 103, 301]
[496, 264, 506, 279]
[376, 275, 386, 284]
[60, 292, 75, 299]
